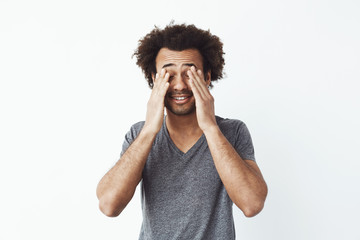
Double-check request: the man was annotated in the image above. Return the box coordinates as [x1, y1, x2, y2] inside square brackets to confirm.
[96, 23, 267, 239]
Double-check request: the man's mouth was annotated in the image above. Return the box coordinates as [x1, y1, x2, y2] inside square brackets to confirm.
[167, 92, 193, 104]
[171, 96, 190, 100]
[168, 91, 193, 99]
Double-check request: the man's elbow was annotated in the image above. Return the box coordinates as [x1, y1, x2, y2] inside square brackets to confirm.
[242, 201, 265, 217]
[234, 192, 267, 217]
[98, 194, 125, 217]
[242, 184, 268, 217]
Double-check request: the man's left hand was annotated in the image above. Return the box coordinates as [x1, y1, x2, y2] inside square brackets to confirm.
[188, 66, 217, 133]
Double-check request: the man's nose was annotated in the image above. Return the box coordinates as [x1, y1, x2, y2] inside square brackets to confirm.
[172, 74, 189, 91]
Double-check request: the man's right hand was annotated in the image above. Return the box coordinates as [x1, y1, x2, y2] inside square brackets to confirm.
[97, 69, 169, 217]
[143, 69, 170, 135]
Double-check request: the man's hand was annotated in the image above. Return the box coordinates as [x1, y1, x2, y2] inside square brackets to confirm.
[97, 70, 169, 217]
[143, 69, 170, 134]
[188, 66, 217, 132]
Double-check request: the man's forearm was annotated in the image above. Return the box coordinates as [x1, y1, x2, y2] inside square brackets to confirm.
[97, 70, 169, 217]
[204, 126, 267, 217]
[96, 127, 156, 217]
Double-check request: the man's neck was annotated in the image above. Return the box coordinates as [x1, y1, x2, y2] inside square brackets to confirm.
[165, 110, 204, 153]
[165, 110, 202, 137]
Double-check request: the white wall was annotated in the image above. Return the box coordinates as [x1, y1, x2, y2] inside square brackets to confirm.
[1, 0, 359, 239]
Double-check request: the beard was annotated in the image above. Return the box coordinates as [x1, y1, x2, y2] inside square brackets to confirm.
[164, 90, 195, 116]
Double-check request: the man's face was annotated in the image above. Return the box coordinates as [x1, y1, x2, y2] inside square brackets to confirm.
[154, 48, 209, 116]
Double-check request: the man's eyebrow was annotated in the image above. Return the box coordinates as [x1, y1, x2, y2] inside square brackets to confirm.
[162, 63, 175, 68]
[183, 63, 197, 68]
[162, 63, 197, 68]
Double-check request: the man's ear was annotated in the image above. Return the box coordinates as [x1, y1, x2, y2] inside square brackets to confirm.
[205, 70, 211, 87]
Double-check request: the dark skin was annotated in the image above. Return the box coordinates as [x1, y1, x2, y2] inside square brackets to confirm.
[96, 48, 267, 217]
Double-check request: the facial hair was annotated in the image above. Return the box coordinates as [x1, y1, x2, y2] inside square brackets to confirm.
[164, 90, 195, 116]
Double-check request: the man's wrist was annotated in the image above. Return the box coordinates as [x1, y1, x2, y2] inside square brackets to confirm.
[140, 125, 160, 139]
[202, 124, 221, 137]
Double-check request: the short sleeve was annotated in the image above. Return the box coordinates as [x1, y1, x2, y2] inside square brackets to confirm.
[120, 121, 145, 157]
[234, 122, 256, 161]
[120, 131, 134, 157]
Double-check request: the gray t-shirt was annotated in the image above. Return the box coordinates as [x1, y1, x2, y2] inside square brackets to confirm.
[121, 116, 255, 240]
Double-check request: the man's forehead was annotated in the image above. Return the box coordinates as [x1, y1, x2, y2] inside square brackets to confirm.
[155, 48, 203, 69]
[162, 63, 197, 69]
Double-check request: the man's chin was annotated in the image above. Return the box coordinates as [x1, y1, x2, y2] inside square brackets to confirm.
[165, 104, 196, 116]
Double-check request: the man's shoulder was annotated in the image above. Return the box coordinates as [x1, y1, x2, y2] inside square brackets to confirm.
[215, 115, 246, 129]
[215, 115, 252, 141]
[130, 120, 145, 131]
[126, 120, 145, 139]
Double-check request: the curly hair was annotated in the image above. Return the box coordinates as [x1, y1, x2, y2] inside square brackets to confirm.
[133, 23, 225, 88]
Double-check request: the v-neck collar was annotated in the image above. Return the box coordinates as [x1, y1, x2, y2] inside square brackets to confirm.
[163, 116, 206, 157]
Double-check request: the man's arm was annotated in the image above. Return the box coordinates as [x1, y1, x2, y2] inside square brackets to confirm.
[203, 127, 267, 217]
[96, 129, 155, 217]
[188, 66, 267, 217]
[96, 70, 170, 217]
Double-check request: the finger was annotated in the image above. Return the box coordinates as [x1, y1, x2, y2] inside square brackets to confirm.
[154, 69, 165, 83]
[160, 72, 170, 90]
[189, 78, 202, 102]
[156, 72, 170, 97]
[161, 73, 170, 91]
[192, 67, 210, 95]
[160, 69, 171, 87]
[190, 66, 204, 81]
[188, 69, 206, 98]
[153, 71, 160, 85]
[154, 70, 169, 92]
[160, 68, 166, 79]
[191, 67, 208, 93]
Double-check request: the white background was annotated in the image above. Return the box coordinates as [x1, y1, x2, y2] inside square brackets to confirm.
[1, 0, 359, 239]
